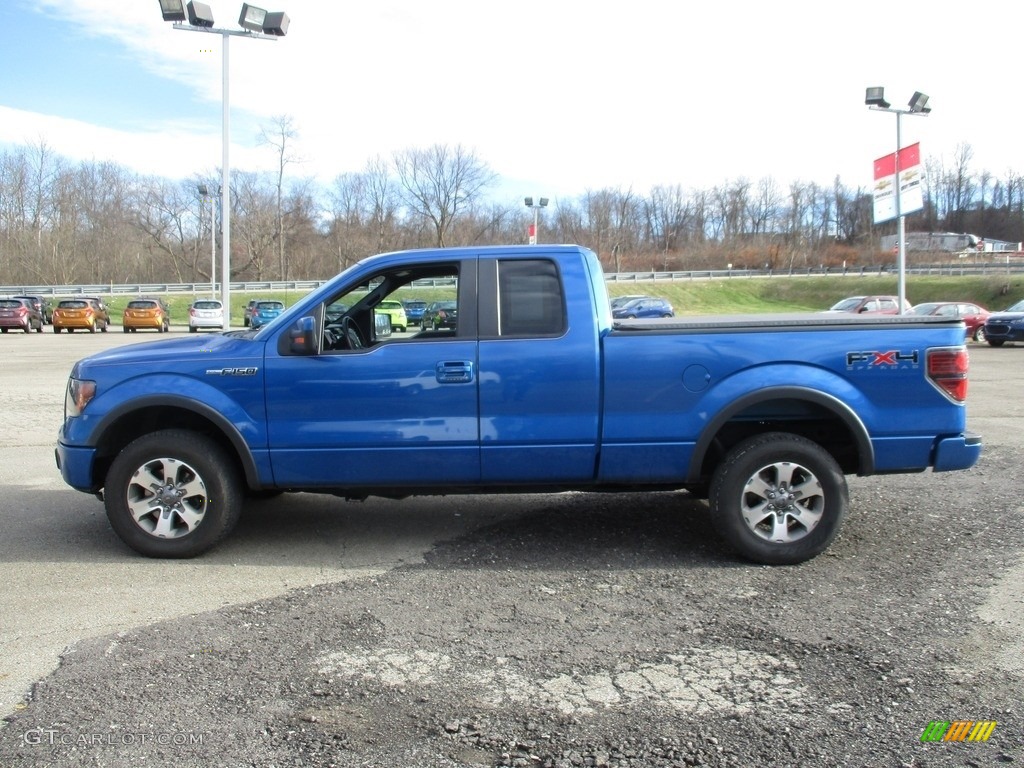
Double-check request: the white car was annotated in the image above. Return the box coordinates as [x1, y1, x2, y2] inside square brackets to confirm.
[188, 299, 225, 332]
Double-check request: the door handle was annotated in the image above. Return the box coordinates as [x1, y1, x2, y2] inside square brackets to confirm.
[435, 361, 474, 384]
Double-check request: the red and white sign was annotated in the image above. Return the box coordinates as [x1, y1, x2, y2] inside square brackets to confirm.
[528, 223, 537, 245]
[872, 142, 923, 224]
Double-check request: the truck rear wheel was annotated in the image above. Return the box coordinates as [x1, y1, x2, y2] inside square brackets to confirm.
[708, 432, 847, 565]
[104, 429, 242, 558]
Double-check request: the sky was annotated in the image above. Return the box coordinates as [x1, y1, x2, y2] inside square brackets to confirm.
[2, 0, 1023, 206]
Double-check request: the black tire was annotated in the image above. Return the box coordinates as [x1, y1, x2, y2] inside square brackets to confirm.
[53, 327, 61, 334]
[104, 429, 243, 558]
[708, 432, 848, 565]
[973, 326, 986, 343]
[987, 338, 1004, 347]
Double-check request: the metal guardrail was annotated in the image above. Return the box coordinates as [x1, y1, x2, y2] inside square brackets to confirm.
[2, 262, 1022, 297]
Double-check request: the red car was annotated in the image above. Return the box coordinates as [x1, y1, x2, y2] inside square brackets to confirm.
[0, 297, 44, 333]
[908, 302, 990, 342]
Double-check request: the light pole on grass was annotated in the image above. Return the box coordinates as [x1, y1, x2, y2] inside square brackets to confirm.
[197, 183, 217, 297]
[158, 1, 290, 328]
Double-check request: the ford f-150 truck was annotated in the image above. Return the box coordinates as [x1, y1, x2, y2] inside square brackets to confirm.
[56, 245, 981, 564]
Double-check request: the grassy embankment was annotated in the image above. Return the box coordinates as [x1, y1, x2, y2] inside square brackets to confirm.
[94, 273, 1024, 326]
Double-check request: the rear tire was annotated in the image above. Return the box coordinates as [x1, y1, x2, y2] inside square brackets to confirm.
[709, 432, 847, 565]
[104, 430, 243, 558]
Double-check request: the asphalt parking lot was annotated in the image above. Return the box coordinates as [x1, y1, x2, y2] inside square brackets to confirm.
[0, 330, 1021, 767]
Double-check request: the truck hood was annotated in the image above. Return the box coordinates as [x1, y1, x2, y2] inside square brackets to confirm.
[73, 332, 262, 374]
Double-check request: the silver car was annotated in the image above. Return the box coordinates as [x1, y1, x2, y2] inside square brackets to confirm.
[188, 299, 225, 332]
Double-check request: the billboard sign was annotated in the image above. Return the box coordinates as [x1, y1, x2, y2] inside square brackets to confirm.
[873, 142, 923, 224]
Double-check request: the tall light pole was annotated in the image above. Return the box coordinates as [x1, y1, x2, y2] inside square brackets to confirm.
[159, 1, 289, 328]
[197, 183, 217, 296]
[865, 87, 931, 314]
[524, 196, 549, 244]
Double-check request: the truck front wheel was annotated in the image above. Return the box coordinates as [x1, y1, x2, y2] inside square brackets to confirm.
[708, 432, 847, 565]
[104, 429, 242, 558]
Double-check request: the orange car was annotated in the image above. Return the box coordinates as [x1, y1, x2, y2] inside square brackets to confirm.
[53, 299, 110, 333]
[122, 298, 170, 333]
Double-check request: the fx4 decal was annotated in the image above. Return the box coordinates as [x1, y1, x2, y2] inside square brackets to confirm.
[846, 350, 920, 369]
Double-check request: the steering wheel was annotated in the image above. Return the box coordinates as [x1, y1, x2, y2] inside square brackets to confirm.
[339, 316, 364, 349]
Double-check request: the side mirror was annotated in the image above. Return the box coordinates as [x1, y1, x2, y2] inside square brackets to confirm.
[287, 316, 317, 355]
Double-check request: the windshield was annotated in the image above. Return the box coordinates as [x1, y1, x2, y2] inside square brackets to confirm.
[829, 297, 865, 311]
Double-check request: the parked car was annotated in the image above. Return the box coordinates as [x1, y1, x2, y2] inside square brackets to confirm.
[610, 294, 651, 310]
[0, 297, 44, 333]
[908, 302, 990, 342]
[243, 299, 264, 328]
[188, 298, 225, 332]
[420, 300, 458, 331]
[249, 300, 285, 329]
[122, 297, 170, 333]
[611, 297, 674, 319]
[52, 299, 109, 333]
[12, 294, 53, 324]
[825, 295, 911, 315]
[377, 300, 408, 332]
[78, 297, 111, 326]
[402, 299, 427, 324]
[983, 299, 1024, 347]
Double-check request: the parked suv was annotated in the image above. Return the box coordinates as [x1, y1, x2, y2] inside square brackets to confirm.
[0, 297, 44, 333]
[122, 297, 170, 333]
[12, 294, 53, 324]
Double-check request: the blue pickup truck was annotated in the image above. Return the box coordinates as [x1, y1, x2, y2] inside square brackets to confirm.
[56, 245, 981, 564]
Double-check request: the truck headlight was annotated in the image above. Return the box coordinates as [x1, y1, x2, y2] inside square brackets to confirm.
[65, 378, 97, 418]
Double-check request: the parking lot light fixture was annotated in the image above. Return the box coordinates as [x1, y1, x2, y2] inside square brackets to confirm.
[158, 3, 290, 328]
[159, 0, 187, 22]
[238, 3, 267, 32]
[865, 87, 931, 315]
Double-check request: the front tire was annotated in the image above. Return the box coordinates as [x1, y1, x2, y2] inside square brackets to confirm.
[104, 430, 243, 558]
[987, 338, 1004, 347]
[708, 432, 847, 565]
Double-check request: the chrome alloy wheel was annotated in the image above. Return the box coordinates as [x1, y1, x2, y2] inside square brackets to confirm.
[740, 460, 824, 543]
[126, 457, 208, 539]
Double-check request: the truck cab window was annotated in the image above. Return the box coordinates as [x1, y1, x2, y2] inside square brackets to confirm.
[497, 259, 566, 337]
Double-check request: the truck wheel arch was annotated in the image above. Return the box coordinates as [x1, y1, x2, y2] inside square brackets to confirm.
[87, 396, 263, 492]
[688, 386, 875, 484]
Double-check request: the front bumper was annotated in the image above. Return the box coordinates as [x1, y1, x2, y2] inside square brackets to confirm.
[55, 439, 98, 492]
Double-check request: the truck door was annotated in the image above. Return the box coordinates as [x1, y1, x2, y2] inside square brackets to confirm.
[263, 260, 481, 488]
[477, 256, 601, 483]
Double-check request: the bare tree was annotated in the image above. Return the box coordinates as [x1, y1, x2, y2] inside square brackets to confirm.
[392, 144, 495, 247]
[259, 115, 301, 279]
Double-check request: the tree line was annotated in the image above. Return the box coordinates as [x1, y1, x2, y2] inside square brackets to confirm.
[1, 125, 1021, 287]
